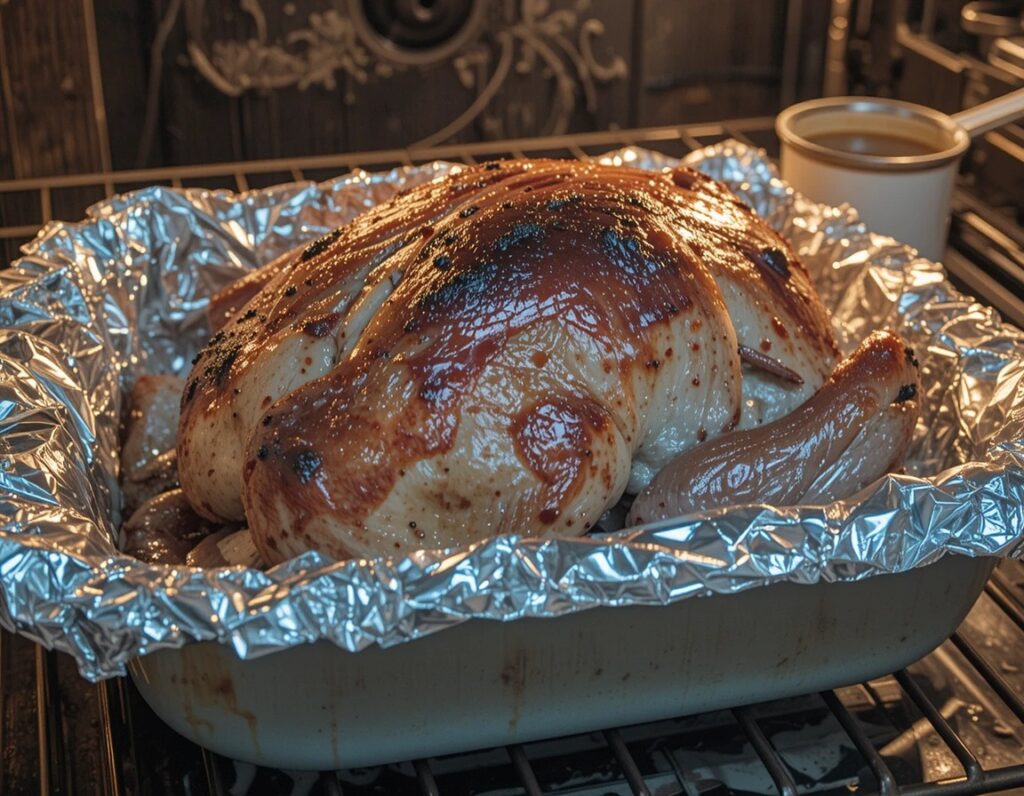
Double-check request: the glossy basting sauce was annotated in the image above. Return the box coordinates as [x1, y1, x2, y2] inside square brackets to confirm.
[178, 159, 838, 562]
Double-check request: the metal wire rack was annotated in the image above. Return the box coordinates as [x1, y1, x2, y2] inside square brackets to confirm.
[5, 559, 1024, 795]
[0, 117, 779, 264]
[2, 117, 1024, 795]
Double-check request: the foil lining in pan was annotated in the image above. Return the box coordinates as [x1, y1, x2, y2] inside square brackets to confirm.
[0, 143, 1022, 681]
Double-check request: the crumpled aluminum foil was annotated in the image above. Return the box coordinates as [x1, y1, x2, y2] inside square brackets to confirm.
[1, 143, 1022, 681]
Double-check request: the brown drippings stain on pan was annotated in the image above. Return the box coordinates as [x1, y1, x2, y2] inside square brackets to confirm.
[500, 646, 528, 735]
[322, 649, 343, 771]
[179, 646, 262, 756]
[177, 674, 215, 737]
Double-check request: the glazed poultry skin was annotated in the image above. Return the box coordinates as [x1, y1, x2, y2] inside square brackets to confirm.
[178, 159, 846, 564]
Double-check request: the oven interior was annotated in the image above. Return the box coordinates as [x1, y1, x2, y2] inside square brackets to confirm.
[0, 118, 1022, 794]
[1, 2, 1024, 794]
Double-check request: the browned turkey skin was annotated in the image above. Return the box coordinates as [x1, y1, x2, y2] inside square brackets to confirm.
[173, 158, 916, 565]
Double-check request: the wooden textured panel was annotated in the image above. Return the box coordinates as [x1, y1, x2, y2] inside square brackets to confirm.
[125, 0, 636, 164]
[93, 0, 156, 169]
[0, 0, 105, 177]
[233, 1, 350, 162]
[0, 632, 41, 794]
[153, 0, 243, 165]
[638, 0, 787, 125]
[477, 0, 634, 144]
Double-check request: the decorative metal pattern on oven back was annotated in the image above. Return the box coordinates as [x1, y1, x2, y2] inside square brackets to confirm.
[183, 0, 628, 144]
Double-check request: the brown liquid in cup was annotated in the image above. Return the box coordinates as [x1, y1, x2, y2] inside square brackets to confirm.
[807, 131, 938, 157]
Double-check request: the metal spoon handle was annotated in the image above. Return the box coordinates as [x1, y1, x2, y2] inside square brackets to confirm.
[951, 87, 1024, 138]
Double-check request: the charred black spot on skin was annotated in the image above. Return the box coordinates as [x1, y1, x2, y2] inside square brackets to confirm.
[301, 229, 341, 261]
[256, 446, 268, 460]
[420, 260, 500, 312]
[895, 383, 917, 404]
[262, 415, 272, 427]
[303, 312, 341, 338]
[459, 205, 479, 218]
[546, 194, 582, 211]
[601, 227, 641, 261]
[752, 247, 790, 279]
[293, 450, 322, 484]
[905, 347, 920, 368]
[237, 308, 258, 324]
[433, 254, 452, 271]
[185, 380, 198, 403]
[284, 285, 297, 297]
[203, 343, 240, 387]
[496, 223, 543, 252]
[484, 161, 502, 171]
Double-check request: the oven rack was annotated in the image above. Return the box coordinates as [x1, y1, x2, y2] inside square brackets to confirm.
[2, 119, 1024, 795]
[0, 117, 779, 264]
[2, 116, 1021, 328]
[2, 560, 1022, 795]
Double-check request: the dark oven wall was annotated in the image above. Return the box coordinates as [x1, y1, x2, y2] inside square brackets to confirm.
[0, 0, 827, 176]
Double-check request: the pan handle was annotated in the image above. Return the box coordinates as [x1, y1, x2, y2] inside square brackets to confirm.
[951, 86, 1024, 138]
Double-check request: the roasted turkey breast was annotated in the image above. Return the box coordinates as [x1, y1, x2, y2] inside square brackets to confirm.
[178, 159, 850, 564]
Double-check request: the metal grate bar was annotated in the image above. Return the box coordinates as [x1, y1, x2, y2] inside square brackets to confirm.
[39, 188, 51, 224]
[0, 119, 780, 249]
[20, 122, 729, 187]
[985, 572, 1024, 633]
[319, 771, 343, 795]
[951, 633, 1024, 724]
[567, 142, 589, 161]
[894, 669, 981, 780]
[724, 125, 757, 146]
[3, 224, 45, 238]
[604, 728, 651, 796]
[899, 765, 1024, 796]
[33, 648, 51, 796]
[413, 759, 440, 796]
[201, 747, 227, 795]
[733, 707, 798, 796]
[677, 128, 703, 151]
[94, 680, 123, 794]
[821, 689, 899, 796]
[508, 744, 543, 796]
[35, 648, 70, 796]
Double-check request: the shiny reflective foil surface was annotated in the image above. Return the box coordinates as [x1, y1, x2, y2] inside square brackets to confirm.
[1, 144, 1022, 681]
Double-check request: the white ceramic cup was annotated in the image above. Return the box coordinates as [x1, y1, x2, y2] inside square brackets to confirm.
[776, 97, 970, 262]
